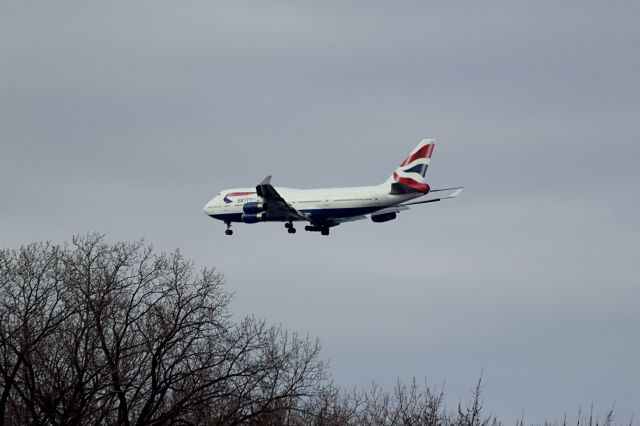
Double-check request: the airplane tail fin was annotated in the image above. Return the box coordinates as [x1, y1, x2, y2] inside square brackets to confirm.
[383, 139, 435, 194]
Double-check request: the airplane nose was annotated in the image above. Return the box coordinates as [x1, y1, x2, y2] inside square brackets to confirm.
[203, 201, 214, 215]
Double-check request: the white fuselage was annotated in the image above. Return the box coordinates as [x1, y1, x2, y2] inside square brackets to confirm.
[203, 183, 420, 223]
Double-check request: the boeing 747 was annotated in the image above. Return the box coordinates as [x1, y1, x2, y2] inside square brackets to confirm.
[203, 139, 462, 236]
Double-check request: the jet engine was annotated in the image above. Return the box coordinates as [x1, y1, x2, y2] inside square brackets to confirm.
[370, 212, 397, 223]
[242, 202, 267, 214]
[241, 212, 268, 223]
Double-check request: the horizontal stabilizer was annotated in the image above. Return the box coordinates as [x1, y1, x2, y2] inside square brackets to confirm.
[429, 187, 463, 193]
[404, 187, 464, 206]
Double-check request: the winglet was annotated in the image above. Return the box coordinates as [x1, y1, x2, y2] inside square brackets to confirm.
[449, 188, 464, 198]
[256, 176, 273, 198]
[259, 175, 272, 185]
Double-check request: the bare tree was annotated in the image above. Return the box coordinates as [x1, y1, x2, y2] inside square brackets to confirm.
[456, 375, 494, 426]
[0, 242, 71, 425]
[0, 235, 628, 426]
[0, 235, 330, 425]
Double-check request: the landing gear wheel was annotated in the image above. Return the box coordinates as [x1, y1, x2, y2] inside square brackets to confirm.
[284, 222, 292, 229]
[225, 229, 233, 236]
[320, 228, 329, 236]
[287, 227, 297, 234]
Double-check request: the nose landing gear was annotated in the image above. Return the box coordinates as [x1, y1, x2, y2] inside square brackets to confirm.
[224, 222, 233, 236]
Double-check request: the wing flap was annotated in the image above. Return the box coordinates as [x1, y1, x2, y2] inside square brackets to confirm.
[330, 215, 367, 224]
[370, 205, 411, 216]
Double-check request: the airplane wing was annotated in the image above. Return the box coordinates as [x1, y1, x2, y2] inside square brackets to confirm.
[255, 176, 312, 222]
[255, 176, 462, 225]
[368, 204, 410, 216]
[329, 215, 368, 224]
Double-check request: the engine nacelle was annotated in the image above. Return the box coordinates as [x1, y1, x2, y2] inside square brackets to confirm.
[241, 212, 268, 223]
[242, 202, 267, 214]
[371, 212, 397, 223]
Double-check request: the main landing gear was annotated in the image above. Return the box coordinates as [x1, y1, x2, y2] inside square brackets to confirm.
[223, 221, 330, 236]
[304, 225, 330, 236]
[285, 222, 296, 234]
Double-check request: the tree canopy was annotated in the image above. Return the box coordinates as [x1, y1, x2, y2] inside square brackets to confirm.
[0, 235, 619, 426]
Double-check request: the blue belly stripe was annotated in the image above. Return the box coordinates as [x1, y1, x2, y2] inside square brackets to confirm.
[208, 206, 382, 223]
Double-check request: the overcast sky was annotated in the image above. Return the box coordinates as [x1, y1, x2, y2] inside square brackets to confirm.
[1, 1, 639, 422]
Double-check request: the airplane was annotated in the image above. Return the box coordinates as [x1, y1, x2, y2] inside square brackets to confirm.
[203, 139, 463, 236]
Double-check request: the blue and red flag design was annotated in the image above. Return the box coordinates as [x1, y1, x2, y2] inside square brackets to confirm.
[392, 140, 434, 194]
